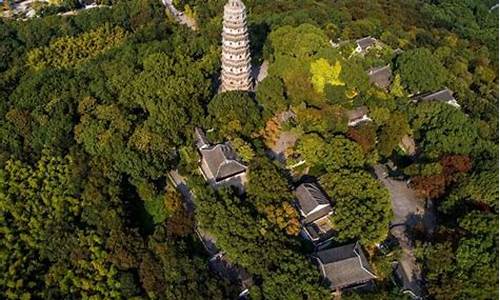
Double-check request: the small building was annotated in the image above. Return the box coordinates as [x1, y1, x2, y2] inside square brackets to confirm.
[195, 128, 247, 190]
[355, 36, 377, 53]
[345, 106, 371, 127]
[314, 242, 377, 294]
[295, 183, 334, 243]
[412, 88, 460, 108]
[368, 65, 392, 90]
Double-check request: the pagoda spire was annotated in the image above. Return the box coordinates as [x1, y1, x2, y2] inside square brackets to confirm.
[220, 0, 253, 92]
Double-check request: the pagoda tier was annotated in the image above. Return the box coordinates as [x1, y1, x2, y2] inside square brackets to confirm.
[220, 0, 253, 92]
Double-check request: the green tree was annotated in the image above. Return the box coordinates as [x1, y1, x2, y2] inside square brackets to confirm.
[256, 76, 288, 118]
[396, 48, 448, 93]
[409, 102, 480, 157]
[377, 112, 411, 157]
[320, 171, 392, 244]
[208, 91, 262, 138]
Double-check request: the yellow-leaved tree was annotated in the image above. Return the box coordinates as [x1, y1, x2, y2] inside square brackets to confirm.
[310, 58, 344, 94]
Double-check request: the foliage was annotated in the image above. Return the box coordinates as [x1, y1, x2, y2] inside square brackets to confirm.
[409, 102, 480, 157]
[320, 171, 392, 244]
[246, 157, 300, 235]
[196, 188, 330, 299]
[0, 0, 498, 297]
[255, 76, 288, 117]
[310, 58, 344, 94]
[395, 48, 448, 93]
[377, 112, 411, 157]
[27, 25, 127, 70]
[208, 91, 262, 138]
[418, 211, 498, 300]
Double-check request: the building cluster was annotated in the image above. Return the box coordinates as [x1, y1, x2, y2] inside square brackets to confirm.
[194, 127, 377, 295]
[190, 1, 458, 297]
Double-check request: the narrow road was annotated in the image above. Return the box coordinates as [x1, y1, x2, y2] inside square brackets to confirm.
[161, 0, 197, 30]
[168, 170, 219, 256]
[168, 169, 251, 295]
[374, 164, 435, 298]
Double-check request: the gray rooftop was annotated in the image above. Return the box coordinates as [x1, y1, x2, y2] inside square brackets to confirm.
[194, 127, 210, 149]
[368, 65, 392, 89]
[421, 88, 455, 102]
[200, 144, 247, 182]
[295, 183, 332, 218]
[345, 106, 369, 123]
[316, 242, 376, 290]
[356, 37, 377, 51]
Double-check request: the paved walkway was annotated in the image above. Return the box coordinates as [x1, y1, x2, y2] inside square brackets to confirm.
[162, 0, 197, 30]
[168, 170, 219, 256]
[268, 131, 298, 163]
[374, 164, 435, 298]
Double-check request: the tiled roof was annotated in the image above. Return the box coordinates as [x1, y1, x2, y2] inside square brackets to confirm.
[295, 183, 331, 217]
[194, 127, 210, 149]
[421, 88, 455, 102]
[200, 144, 247, 181]
[316, 242, 376, 290]
[345, 106, 369, 123]
[356, 37, 377, 51]
[368, 65, 392, 89]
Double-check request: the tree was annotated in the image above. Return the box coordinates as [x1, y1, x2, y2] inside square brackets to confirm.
[377, 112, 411, 157]
[320, 171, 392, 244]
[347, 123, 377, 153]
[419, 211, 498, 299]
[310, 58, 344, 94]
[246, 157, 300, 235]
[409, 102, 480, 157]
[295, 133, 329, 168]
[395, 48, 448, 93]
[0, 151, 141, 299]
[208, 91, 262, 138]
[256, 76, 288, 118]
[196, 188, 329, 299]
[27, 25, 128, 70]
[164, 187, 194, 237]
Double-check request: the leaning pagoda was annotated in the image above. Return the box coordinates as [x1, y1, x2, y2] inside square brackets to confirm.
[220, 0, 253, 92]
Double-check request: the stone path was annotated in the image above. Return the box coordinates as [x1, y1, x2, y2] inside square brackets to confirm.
[168, 170, 219, 254]
[162, 0, 197, 30]
[268, 131, 299, 163]
[374, 164, 436, 298]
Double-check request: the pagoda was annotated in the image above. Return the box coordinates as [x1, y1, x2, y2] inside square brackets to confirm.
[220, 0, 253, 92]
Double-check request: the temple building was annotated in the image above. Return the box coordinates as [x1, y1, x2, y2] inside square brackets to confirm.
[220, 0, 253, 92]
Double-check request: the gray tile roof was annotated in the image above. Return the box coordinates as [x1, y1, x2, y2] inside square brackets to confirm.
[356, 37, 377, 51]
[345, 106, 369, 123]
[295, 183, 332, 217]
[194, 127, 210, 149]
[316, 242, 376, 290]
[413, 88, 460, 108]
[200, 144, 247, 182]
[368, 65, 392, 89]
[421, 88, 455, 102]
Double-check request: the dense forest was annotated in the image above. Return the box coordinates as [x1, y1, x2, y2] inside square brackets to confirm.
[0, 0, 498, 299]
